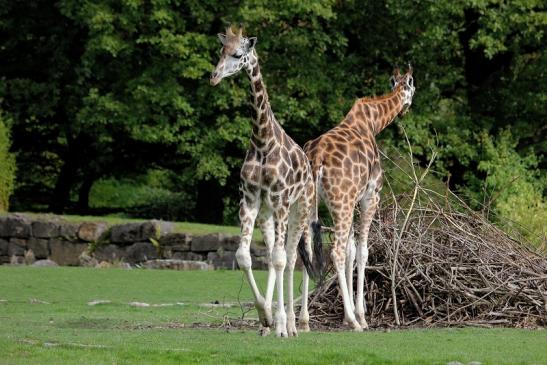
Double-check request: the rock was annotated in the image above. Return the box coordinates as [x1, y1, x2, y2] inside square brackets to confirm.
[27, 238, 49, 259]
[114, 262, 132, 269]
[0, 215, 32, 238]
[447, 362, 465, 365]
[31, 221, 59, 238]
[10, 255, 23, 265]
[220, 235, 240, 251]
[79, 252, 98, 267]
[160, 233, 191, 251]
[32, 259, 58, 267]
[253, 256, 269, 270]
[171, 251, 205, 261]
[0, 238, 8, 255]
[49, 239, 87, 266]
[207, 251, 237, 269]
[142, 259, 212, 270]
[94, 244, 125, 262]
[160, 233, 191, 259]
[96, 261, 112, 268]
[59, 223, 80, 240]
[111, 221, 175, 244]
[467, 362, 482, 365]
[250, 243, 268, 257]
[24, 249, 36, 265]
[142, 220, 174, 239]
[0, 255, 9, 264]
[110, 223, 142, 244]
[8, 238, 26, 256]
[125, 242, 158, 263]
[78, 222, 107, 242]
[192, 233, 225, 252]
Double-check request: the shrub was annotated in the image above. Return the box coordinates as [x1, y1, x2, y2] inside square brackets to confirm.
[0, 112, 16, 212]
[466, 130, 545, 249]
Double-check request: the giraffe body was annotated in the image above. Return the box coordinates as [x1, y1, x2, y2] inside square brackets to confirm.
[211, 27, 316, 337]
[304, 68, 416, 330]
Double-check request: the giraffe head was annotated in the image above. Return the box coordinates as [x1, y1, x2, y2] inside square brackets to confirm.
[210, 26, 257, 86]
[390, 66, 415, 114]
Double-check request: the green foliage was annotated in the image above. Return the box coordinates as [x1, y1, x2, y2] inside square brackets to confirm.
[0, 0, 544, 237]
[0, 111, 16, 212]
[465, 130, 546, 247]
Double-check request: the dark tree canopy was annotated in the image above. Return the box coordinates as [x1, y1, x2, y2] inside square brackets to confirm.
[0, 0, 544, 242]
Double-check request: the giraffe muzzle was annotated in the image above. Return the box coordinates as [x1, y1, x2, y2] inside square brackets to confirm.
[210, 72, 221, 86]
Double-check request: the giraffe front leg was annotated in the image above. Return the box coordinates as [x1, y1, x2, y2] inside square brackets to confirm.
[235, 197, 267, 335]
[257, 211, 275, 330]
[272, 206, 289, 338]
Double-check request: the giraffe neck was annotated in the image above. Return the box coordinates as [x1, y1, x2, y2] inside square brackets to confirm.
[346, 89, 405, 136]
[246, 50, 277, 149]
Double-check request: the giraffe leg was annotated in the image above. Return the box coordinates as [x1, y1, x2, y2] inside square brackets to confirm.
[272, 205, 289, 338]
[298, 224, 312, 332]
[345, 226, 356, 317]
[299, 180, 315, 333]
[355, 186, 379, 329]
[235, 197, 267, 335]
[257, 210, 275, 332]
[331, 209, 362, 332]
[285, 204, 304, 337]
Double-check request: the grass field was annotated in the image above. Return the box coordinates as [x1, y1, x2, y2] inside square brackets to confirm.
[0, 266, 545, 365]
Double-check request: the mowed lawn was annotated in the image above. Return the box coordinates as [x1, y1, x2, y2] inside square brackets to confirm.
[0, 267, 545, 365]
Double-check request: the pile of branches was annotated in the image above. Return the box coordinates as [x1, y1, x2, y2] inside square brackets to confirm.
[307, 155, 546, 329]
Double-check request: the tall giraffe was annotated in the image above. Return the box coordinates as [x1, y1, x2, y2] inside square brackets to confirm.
[302, 67, 416, 330]
[210, 26, 317, 337]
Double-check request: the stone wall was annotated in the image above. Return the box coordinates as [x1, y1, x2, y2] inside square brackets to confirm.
[0, 214, 269, 270]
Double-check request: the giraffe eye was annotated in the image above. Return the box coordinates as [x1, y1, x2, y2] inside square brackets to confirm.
[233, 53, 243, 59]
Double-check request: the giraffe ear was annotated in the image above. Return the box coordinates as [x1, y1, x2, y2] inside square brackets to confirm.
[247, 37, 257, 50]
[217, 33, 227, 44]
[390, 75, 397, 89]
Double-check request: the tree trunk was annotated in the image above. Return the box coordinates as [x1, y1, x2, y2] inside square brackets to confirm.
[195, 179, 224, 224]
[76, 175, 96, 214]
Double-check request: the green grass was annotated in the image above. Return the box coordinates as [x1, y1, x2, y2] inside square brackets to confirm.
[0, 267, 546, 364]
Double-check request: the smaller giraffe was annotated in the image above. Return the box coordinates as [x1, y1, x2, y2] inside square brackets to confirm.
[210, 26, 318, 337]
[302, 67, 415, 331]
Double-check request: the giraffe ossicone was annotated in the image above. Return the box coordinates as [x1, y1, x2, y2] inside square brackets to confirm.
[302, 66, 416, 331]
[210, 26, 320, 337]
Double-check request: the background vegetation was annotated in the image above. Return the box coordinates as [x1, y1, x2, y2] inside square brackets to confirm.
[0, 1, 544, 245]
[0, 110, 16, 212]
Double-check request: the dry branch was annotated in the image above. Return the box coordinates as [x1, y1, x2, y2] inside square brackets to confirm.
[306, 160, 546, 329]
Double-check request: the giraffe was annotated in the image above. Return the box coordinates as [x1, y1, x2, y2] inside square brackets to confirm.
[301, 66, 416, 331]
[210, 26, 318, 337]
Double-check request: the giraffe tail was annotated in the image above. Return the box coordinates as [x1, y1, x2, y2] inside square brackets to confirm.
[297, 221, 323, 283]
[297, 166, 325, 284]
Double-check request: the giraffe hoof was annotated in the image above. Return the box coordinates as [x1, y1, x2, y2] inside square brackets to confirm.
[298, 323, 310, 332]
[344, 318, 363, 332]
[258, 326, 271, 337]
[287, 324, 298, 337]
[276, 331, 288, 338]
[356, 315, 368, 329]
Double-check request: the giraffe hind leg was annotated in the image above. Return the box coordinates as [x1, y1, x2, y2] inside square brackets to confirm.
[285, 202, 306, 337]
[355, 186, 379, 329]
